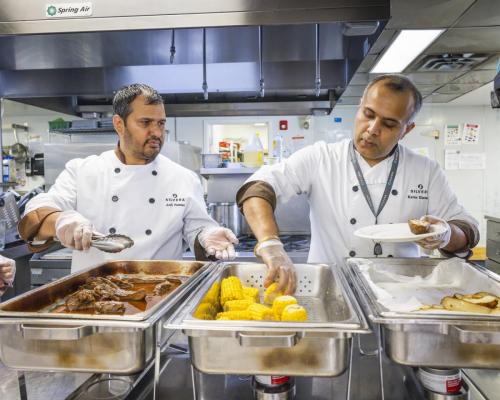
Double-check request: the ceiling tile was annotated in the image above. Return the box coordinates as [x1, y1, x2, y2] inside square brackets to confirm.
[454, 0, 500, 27]
[387, 0, 474, 29]
[436, 82, 483, 94]
[341, 85, 366, 97]
[427, 27, 500, 53]
[423, 93, 462, 103]
[451, 69, 497, 84]
[337, 96, 361, 105]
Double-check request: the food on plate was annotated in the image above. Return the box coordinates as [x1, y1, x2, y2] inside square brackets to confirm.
[408, 219, 430, 235]
[194, 276, 308, 322]
[220, 276, 244, 305]
[264, 282, 284, 305]
[272, 295, 298, 320]
[281, 304, 308, 321]
[418, 292, 499, 314]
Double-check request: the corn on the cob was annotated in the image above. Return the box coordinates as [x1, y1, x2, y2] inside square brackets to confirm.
[215, 310, 252, 320]
[272, 295, 298, 320]
[193, 303, 217, 320]
[281, 304, 308, 322]
[201, 282, 221, 309]
[263, 282, 284, 305]
[248, 303, 275, 321]
[242, 286, 260, 302]
[223, 299, 254, 312]
[220, 276, 244, 305]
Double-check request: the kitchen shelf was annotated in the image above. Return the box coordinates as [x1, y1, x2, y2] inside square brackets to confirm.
[200, 167, 259, 176]
[49, 128, 116, 135]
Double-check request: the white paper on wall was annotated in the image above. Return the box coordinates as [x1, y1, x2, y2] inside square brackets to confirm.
[459, 153, 486, 170]
[462, 123, 480, 144]
[444, 149, 460, 170]
[444, 124, 461, 146]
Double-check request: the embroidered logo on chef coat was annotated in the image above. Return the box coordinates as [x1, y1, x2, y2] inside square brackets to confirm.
[165, 193, 186, 207]
[407, 183, 428, 200]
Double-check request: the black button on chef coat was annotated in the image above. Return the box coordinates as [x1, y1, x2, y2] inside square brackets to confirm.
[114, 168, 121, 174]
[352, 185, 359, 192]
[145, 229, 152, 235]
[109, 227, 116, 234]
[152, 170, 158, 176]
[391, 189, 398, 196]
[149, 198, 155, 204]
[112, 195, 119, 202]
[349, 250, 356, 257]
[350, 218, 356, 225]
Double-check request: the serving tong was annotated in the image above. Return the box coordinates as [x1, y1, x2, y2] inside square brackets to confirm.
[53, 233, 134, 253]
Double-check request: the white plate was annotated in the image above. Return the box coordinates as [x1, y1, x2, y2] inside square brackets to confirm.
[354, 223, 446, 243]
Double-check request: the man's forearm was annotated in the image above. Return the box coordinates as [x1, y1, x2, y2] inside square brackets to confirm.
[18, 208, 60, 241]
[442, 223, 468, 253]
[242, 197, 279, 241]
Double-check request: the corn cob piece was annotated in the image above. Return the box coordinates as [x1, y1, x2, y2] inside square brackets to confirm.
[281, 304, 308, 322]
[248, 303, 275, 321]
[193, 303, 217, 320]
[264, 282, 284, 305]
[223, 299, 254, 312]
[220, 276, 244, 305]
[242, 286, 260, 303]
[215, 310, 252, 320]
[201, 281, 221, 308]
[272, 295, 298, 321]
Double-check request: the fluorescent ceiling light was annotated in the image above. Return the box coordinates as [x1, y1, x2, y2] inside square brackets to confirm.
[371, 29, 444, 73]
[254, 123, 267, 127]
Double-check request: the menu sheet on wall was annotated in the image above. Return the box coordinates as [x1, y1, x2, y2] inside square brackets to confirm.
[444, 124, 461, 146]
[462, 123, 480, 144]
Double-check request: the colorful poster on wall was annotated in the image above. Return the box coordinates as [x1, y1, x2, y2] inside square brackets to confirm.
[444, 124, 461, 146]
[462, 123, 480, 144]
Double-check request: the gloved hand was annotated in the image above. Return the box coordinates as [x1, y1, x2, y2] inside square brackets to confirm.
[416, 215, 451, 250]
[198, 227, 239, 261]
[0, 255, 16, 296]
[256, 239, 297, 295]
[55, 210, 94, 251]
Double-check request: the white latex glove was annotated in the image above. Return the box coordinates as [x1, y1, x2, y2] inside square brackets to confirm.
[416, 215, 451, 250]
[0, 255, 16, 296]
[198, 227, 239, 261]
[256, 239, 297, 295]
[55, 210, 94, 251]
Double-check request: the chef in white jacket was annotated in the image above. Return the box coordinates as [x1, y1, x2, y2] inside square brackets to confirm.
[19, 83, 238, 271]
[237, 74, 479, 294]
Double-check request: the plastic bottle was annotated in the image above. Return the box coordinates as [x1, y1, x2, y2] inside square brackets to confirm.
[272, 133, 283, 162]
[2, 156, 14, 182]
[243, 133, 264, 167]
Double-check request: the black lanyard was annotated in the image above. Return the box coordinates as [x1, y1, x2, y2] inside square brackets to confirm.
[349, 140, 399, 255]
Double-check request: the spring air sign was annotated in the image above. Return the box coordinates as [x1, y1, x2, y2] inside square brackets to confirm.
[46, 3, 93, 18]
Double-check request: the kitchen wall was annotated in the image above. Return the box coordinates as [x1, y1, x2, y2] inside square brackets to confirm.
[2, 99, 499, 245]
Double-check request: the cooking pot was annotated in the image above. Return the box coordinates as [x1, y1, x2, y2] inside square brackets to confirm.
[208, 203, 242, 237]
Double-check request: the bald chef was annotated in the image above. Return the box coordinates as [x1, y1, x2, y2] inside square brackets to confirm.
[237, 74, 479, 294]
[19, 83, 238, 271]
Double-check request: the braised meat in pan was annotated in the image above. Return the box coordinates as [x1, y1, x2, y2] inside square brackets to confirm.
[95, 301, 126, 314]
[66, 289, 97, 311]
[153, 281, 173, 296]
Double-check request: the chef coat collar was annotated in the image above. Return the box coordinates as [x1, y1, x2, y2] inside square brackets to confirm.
[114, 141, 157, 165]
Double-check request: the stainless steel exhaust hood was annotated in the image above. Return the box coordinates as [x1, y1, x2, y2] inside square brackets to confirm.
[0, 1, 389, 116]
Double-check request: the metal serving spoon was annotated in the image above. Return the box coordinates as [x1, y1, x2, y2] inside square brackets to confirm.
[53, 233, 134, 253]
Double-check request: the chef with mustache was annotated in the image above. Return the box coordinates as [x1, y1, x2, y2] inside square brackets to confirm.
[19, 83, 238, 271]
[237, 74, 479, 294]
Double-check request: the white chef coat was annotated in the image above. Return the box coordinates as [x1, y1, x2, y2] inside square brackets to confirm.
[246, 139, 478, 267]
[25, 150, 218, 271]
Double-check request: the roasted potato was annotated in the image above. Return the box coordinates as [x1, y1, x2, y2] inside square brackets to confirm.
[408, 219, 430, 235]
[454, 292, 498, 308]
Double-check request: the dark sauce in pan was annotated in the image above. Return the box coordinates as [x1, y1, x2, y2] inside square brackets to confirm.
[52, 281, 180, 315]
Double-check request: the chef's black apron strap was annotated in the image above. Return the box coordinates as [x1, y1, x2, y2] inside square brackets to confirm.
[349, 141, 400, 256]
